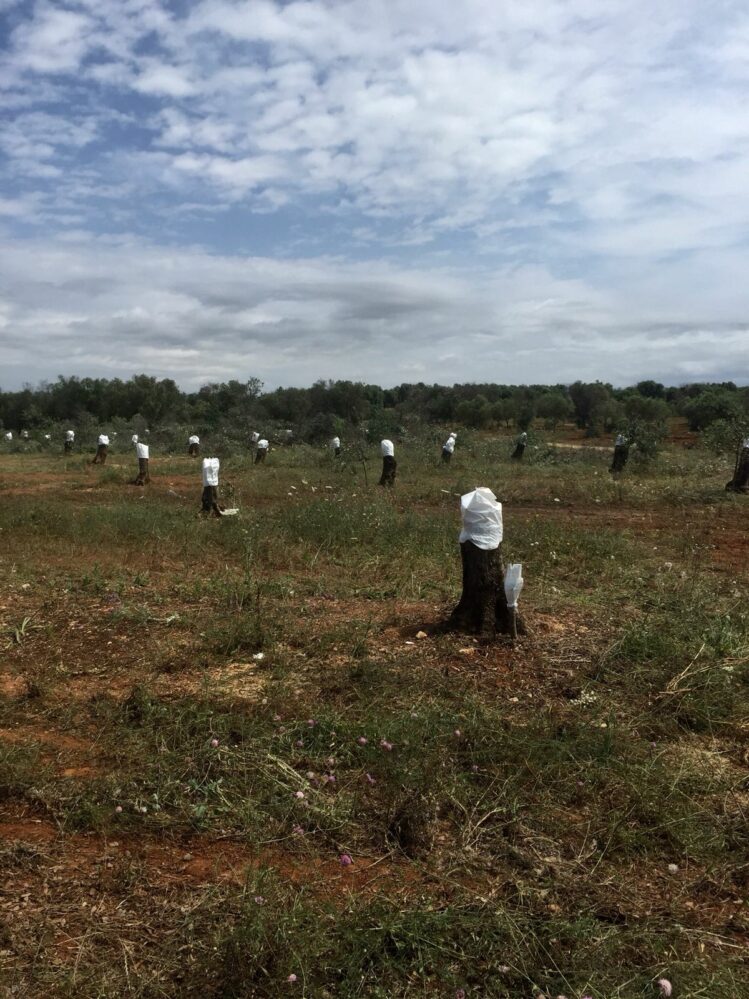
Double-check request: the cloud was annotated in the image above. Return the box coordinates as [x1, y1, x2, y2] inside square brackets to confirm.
[0, 234, 747, 390]
[0, 1, 748, 387]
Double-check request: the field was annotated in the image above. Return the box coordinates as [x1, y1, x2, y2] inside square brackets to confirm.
[1, 434, 747, 998]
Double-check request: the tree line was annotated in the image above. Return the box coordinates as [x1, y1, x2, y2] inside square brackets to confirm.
[1, 374, 747, 442]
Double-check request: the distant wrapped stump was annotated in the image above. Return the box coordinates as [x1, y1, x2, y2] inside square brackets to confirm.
[726, 447, 749, 493]
[379, 455, 396, 486]
[610, 445, 629, 475]
[92, 445, 108, 465]
[201, 485, 223, 517]
[132, 458, 150, 485]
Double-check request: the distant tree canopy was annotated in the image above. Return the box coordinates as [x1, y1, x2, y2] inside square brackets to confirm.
[0, 374, 747, 441]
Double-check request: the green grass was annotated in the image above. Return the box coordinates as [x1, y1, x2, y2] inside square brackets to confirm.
[0, 438, 747, 997]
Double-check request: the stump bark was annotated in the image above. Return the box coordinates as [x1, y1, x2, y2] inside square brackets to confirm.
[64, 441, 73, 454]
[447, 541, 519, 640]
[726, 447, 749, 493]
[441, 448, 451, 464]
[188, 443, 200, 456]
[609, 445, 628, 475]
[254, 449, 267, 465]
[379, 455, 397, 486]
[511, 443, 526, 460]
[132, 458, 150, 485]
[91, 445, 108, 465]
[201, 485, 223, 517]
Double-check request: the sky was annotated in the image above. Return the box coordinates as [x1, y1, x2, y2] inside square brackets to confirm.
[1, 0, 748, 391]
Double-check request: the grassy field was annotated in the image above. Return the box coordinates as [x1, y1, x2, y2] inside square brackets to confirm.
[1, 435, 747, 998]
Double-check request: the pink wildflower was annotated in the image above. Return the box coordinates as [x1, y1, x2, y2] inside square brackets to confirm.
[365, 773, 376, 784]
[295, 739, 304, 748]
[357, 736, 368, 745]
[115, 805, 123, 814]
[254, 895, 265, 905]
[210, 738, 219, 748]
[454, 729, 462, 738]
[380, 739, 393, 751]
[339, 853, 353, 867]
[455, 990, 466, 999]
[657, 980, 673, 997]
[287, 973, 297, 982]
[307, 718, 316, 727]
[294, 790, 305, 800]
[292, 825, 304, 836]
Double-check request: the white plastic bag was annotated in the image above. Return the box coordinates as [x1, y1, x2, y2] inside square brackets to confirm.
[132, 434, 139, 444]
[136, 443, 149, 459]
[202, 457, 219, 487]
[504, 563, 524, 609]
[458, 488, 503, 550]
[98, 434, 110, 446]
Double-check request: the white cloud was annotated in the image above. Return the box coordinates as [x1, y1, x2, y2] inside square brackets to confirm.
[0, 235, 747, 389]
[10, 5, 96, 74]
[1, 1, 749, 386]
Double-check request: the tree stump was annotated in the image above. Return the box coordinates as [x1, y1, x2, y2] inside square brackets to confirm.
[726, 447, 749, 493]
[132, 458, 150, 485]
[254, 449, 267, 465]
[64, 441, 73, 454]
[511, 442, 526, 460]
[609, 445, 628, 475]
[201, 485, 223, 517]
[379, 455, 397, 486]
[188, 443, 199, 456]
[92, 445, 108, 465]
[441, 448, 452, 464]
[446, 541, 519, 640]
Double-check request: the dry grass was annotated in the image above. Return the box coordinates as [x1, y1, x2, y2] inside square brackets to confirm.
[0, 437, 747, 997]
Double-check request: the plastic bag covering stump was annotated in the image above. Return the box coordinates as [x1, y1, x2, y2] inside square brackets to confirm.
[442, 433, 456, 463]
[458, 488, 503, 550]
[201, 458, 223, 516]
[202, 458, 219, 487]
[92, 434, 109, 464]
[188, 434, 200, 456]
[447, 488, 521, 640]
[511, 432, 527, 460]
[132, 442, 151, 485]
[380, 439, 396, 486]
